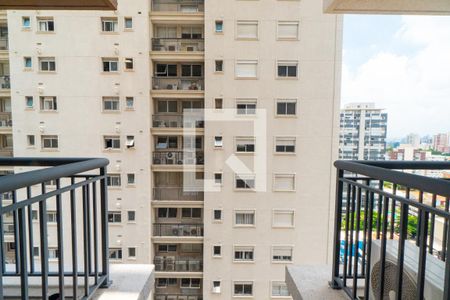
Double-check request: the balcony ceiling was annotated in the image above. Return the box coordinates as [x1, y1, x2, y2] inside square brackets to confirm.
[324, 0, 450, 15]
[0, 0, 117, 10]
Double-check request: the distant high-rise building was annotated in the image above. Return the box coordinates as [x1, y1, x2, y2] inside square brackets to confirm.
[406, 133, 421, 147]
[433, 133, 450, 153]
[339, 102, 387, 160]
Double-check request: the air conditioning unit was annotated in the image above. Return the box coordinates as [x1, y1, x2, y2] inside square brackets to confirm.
[176, 260, 187, 271]
[370, 240, 444, 300]
[189, 261, 200, 272]
[165, 263, 175, 271]
[155, 262, 164, 271]
[190, 228, 198, 236]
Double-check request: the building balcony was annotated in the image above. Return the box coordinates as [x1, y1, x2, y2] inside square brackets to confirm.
[153, 223, 204, 237]
[151, 0, 204, 13]
[152, 114, 204, 130]
[0, 37, 8, 51]
[152, 38, 204, 53]
[286, 160, 450, 300]
[152, 77, 204, 93]
[153, 151, 204, 166]
[0, 75, 10, 91]
[154, 256, 203, 272]
[0, 112, 12, 132]
[155, 292, 203, 300]
[153, 187, 203, 201]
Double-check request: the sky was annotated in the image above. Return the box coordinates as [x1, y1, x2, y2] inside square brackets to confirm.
[342, 15, 450, 139]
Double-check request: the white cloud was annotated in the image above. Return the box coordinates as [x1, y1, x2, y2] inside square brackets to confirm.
[342, 16, 450, 138]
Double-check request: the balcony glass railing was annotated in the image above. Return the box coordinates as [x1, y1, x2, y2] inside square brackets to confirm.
[155, 293, 203, 300]
[152, 38, 204, 52]
[152, 77, 204, 91]
[0, 75, 10, 90]
[0, 112, 12, 127]
[152, 114, 204, 129]
[153, 151, 204, 165]
[0, 38, 8, 50]
[153, 223, 204, 237]
[330, 161, 450, 300]
[153, 187, 203, 201]
[151, 0, 204, 12]
[154, 257, 203, 272]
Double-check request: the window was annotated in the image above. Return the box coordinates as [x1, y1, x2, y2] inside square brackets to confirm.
[107, 174, 121, 187]
[39, 57, 56, 72]
[103, 97, 119, 111]
[158, 208, 177, 218]
[275, 137, 296, 153]
[272, 282, 290, 297]
[33, 246, 39, 256]
[274, 174, 295, 191]
[156, 278, 177, 287]
[181, 278, 201, 288]
[215, 20, 223, 33]
[181, 64, 202, 77]
[182, 208, 201, 219]
[104, 136, 120, 149]
[102, 58, 118, 72]
[128, 247, 136, 258]
[158, 244, 177, 253]
[273, 210, 295, 228]
[47, 211, 57, 223]
[277, 61, 298, 78]
[155, 64, 177, 77]
[212, 281, 221, 293]
[272, 246, 293, 262]
[155, 136, 178, 149]
[125, 58, 134, 70]
[48, 248, 59, 259]
[31, 210, 38, 220]
[236, 99, 256, 115]
[213, 245, 222, 257]
[109, 248, 123, 260]
[41, 135, 58, 149]
[25, 96, 34, 108]
[214, 98, 223, 109]
[108, 211, 122, 223]
[157, 100, 177, 113]
[276, 99, 297, 116]
[24, 57, 32, 69]
[234, 282, 253, 296]
[125, 97, 134, 109]
[235, 174, 255, 190]
[127, 173, 135, 185]
[124, 17, 133, 29]
[22, 17, 31, 28]
[213, 209, 222, 221]
[40, 96, 57, 111]
[235, 60, 257, 78]
[27, 135, 35, 146]
[181, 243, 202, 253]
[127, 211, 136, 222]
[235, 210, 255, 226]
[214, 173, 222, 185]
[126, 136, 135, 148]
[181, 26, 202, 39]
[215, 60, 223, 72]
[236, 137, 255, 153]
[37, 17, 54, 32]
[214, 136, 223, 148]
[277, 21, 299, 40]
[101, 17, 118, 32]
[234, 246, 254, 262]
[236, 20, 258, 39]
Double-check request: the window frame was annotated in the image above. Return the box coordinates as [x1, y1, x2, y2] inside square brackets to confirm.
[272, 209, 295, 228]
[108, 211, 122, 223]
[275, 98, 297, 117]
[235, 60, 258, 79]
[103, 135, 121, 150]
[107, 174, 122, 187]
[36, 17, 55, 32]
[41, 135, 58, 150]
[101, 17, 118, 33]
[277, 60, 299, 79]
[38, 57, 56, 72]
[277, 21, 300, 41]
[273, 173, 296, 192]
[271, 245, 294, 263]
[234, 174, 256, 190]
[233, 281, 254, 297]
[236, 20, 259, 40]
[102, 97, 120, 112]
[234, 210, 256, 227]
[274, 136, 296, 154]
[271, 281, 291, 297]
[235, 137, 256, 153]
[212, 244, 222, 258]
[236, 98, 257, 116]
[40, 96, 57, 111]
[102, 58, 119, 73]
[233, 245, 255, 263]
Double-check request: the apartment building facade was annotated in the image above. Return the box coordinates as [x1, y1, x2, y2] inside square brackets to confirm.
[339, 102, 387, 160]
[5, 0, 342, 299]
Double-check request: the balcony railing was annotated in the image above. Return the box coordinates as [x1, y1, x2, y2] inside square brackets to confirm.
[0, 38, 8, 50]
[155, 293, 203, 300]
[153, 223, 204, 237]
[152, 38, 204, 52]
[151, 0, 204, 12]
[154, 256, 203, 272]
[153, 114, 204, 129]
[0, 112, 12, 128]
[153, 151, 204, 165]
[153, 187, 203, 201]
[0, 75, 10, 90]
[330, 161, 450, 300]
[0, 157, 110, 299]
[152, 77, 204, 91]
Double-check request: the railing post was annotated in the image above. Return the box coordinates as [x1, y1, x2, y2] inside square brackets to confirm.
[330, 168, 344, 289]
[100, 166, 111, 287]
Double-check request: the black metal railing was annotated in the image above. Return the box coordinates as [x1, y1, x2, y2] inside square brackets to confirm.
[153, 223, 203, 237]
[154, 256, 203, 272]
[152, 77, 204, 91]
[0, 157, 110, 299]
[151, 0, 204, 12]
[153, 151, 204, 165]
[153, 187, 203, 201]
[152, 114, 204, 129]
[331, 161, 450, 300]
[152, 38, 204, 52]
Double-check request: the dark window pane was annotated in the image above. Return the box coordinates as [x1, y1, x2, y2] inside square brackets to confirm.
[288, 66, 297, 77]
[278, 66, 287, 77]
[168, 64, 177, 76]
